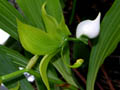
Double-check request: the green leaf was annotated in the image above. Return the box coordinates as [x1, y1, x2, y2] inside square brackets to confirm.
[41, 3, 63, 41]
[46, 0, 63, 23]
[0, 52, 34, 90]
[52, 45, 78, 88]
[35, 79, 47, 90]
[39, 51, 59, 90]
[16, 0, 45, 30]
[87, 0, 120, 90]
[17, 19, 61, 55]
[0, 0, 24, 40]
[0, 45, 65, 86]
[47, 64, 64, 84]
[0, 45, 28, 67]
[10, 82, 20, 90]
[58, 17, 71, 36]
[46, 0, 71, 36]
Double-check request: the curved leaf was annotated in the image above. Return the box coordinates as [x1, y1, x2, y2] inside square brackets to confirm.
[0, 45, 28, 67]
[41, 3, 63, 41]
[39, 51, 59, 90]
[0, 0, 24, 40]
[0, 52, 34, 90]
[53, 45, 78, 88]
[87, 0, 120, 90]
[46, 0, 63, 23]
[59, 16, 71, 36]
[16, 0, 45, 30]
[17, 19, 61, 55]
[10, 82, 20, 90]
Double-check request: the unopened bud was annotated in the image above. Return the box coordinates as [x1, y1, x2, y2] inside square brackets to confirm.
[76, 13, 101, 39]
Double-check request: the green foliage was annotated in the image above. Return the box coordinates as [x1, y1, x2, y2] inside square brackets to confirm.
[0, 45, 64, 89]
[17, 19, 61, 55]
[0, 0, 120, 90]
[69, 59, 84, 68]
[41, 2, 70, 40]
[39, 51, 59, 90]
[9, 82, 20, 90]
[0, 51, 34, 90]
[16, 0, 45, 30]
[0, 0, 24, 40]
[87, 0, 120, 90]
[53, 45, 78, 88]
[0, 45, 28, 67]
[45, 0, 63, 23]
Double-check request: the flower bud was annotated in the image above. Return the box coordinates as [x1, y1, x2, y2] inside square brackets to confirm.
[76, 13, 101, 39]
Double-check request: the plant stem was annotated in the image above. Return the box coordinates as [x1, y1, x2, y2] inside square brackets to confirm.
[67, 37, 80, 41]
[0, 69, 40, 83]
[26, 55, 39, 69]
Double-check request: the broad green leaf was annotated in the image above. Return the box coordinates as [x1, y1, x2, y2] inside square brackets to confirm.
[0, 52, 34, 90]
[47, 64, 64, 84]
[0, 0, 24, 40]
[36, 65, 64, 90]
[58, 17, 71, 36]
[18, 79, 34, 90]
[41, 3, 63, 41]
[46, 0, 63, 23]
[46, 0, 71, 36]
[87, 0, 120, 90]
[39, 51, 59, 90]
[17, 19, 61, 55]
[16, 0, 45, 30]
[0, 45, 64, 86]
[35, 79, 47, 90]
[0, 45, 28, 67]
[52, 45, 78, 88]
[10, 82, 20, 90]
[53, 57, 78, 88]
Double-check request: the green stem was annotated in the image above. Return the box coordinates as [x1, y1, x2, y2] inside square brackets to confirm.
[26, 55, 39, 69]
[67, 37, 88, 44]
[67, 37, 80, 41]
[0, 69, 40, 83]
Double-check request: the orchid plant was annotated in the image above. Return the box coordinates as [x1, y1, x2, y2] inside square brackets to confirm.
[0, 0, 120, 90]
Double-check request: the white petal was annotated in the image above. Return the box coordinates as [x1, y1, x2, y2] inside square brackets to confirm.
[0, 29, 10, 45]
[76, 12, 101, 39]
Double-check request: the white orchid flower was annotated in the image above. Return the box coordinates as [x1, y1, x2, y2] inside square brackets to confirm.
[76, 13, 101, 39]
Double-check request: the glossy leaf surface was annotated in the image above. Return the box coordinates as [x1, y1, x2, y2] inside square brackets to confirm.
[87, 0, 120, 90]
[17, 20, 61, 55]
